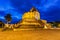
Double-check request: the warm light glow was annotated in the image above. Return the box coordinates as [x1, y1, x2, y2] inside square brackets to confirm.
[22, 11, 40, 20]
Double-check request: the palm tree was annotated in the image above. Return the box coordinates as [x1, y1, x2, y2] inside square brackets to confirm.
[2, 14, 12, 31]
[4, 14, 12, 23]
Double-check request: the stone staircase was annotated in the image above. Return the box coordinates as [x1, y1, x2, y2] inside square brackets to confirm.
[17, 19, 44, 29]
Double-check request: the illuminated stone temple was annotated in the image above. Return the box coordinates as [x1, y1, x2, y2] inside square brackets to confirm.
[0, 7, 52, 31]
[18, 7, 47, 29]
[1, 7, 52, 31]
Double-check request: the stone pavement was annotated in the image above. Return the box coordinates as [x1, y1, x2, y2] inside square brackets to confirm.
[0, 29, 60, 40]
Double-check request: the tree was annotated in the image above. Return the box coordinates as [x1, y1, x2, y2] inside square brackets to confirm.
[4, 14, 12, 23]
[2, 14, 12, 31]
[0, 21, 5, 28]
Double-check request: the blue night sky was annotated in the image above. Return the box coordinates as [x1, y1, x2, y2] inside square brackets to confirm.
[0, 0, 60, 23]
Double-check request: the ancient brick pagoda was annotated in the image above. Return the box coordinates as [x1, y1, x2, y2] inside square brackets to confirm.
[17, 7, 47, 29]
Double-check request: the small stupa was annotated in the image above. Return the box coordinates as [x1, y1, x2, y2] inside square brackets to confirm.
[17, 7, 45, 29]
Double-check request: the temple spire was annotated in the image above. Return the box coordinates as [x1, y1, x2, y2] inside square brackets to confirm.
[30, 7, 37, 12]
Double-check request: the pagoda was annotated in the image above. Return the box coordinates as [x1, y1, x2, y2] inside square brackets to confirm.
[16, 7, 47, 29]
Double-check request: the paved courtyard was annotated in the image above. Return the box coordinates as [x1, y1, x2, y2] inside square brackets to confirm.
[0, 29, 60, 40]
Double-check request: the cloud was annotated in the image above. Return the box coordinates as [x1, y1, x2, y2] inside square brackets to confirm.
[0, 0, 60, 23]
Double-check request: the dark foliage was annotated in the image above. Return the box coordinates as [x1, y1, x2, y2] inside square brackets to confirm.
[4, 14, 12, 22]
